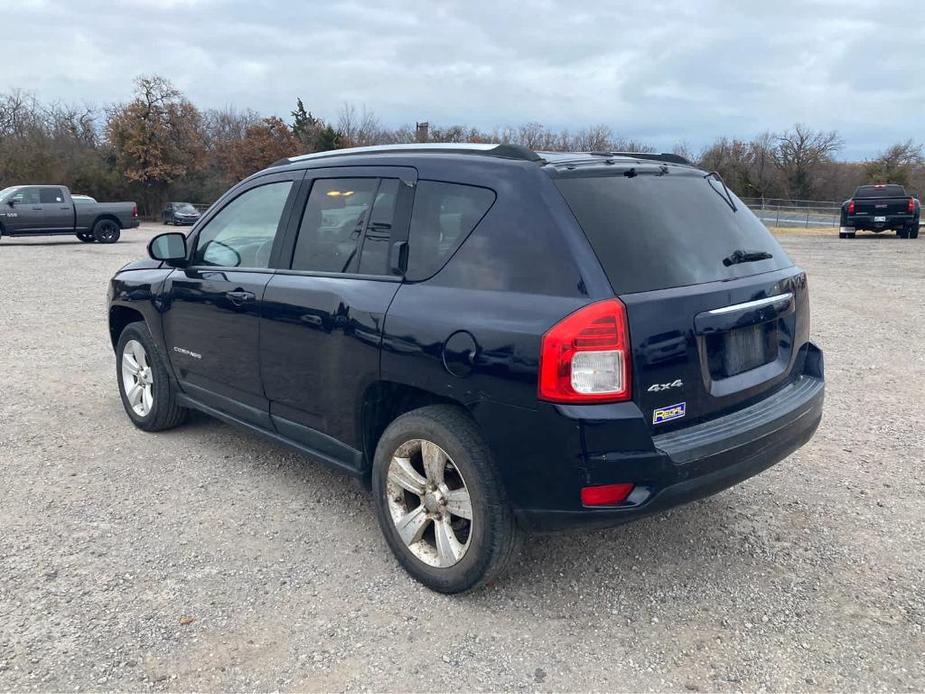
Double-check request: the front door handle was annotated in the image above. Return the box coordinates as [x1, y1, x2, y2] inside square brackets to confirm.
[226, 290, 255, 306]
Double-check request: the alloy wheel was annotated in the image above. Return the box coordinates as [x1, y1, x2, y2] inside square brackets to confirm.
[385, 439, 473, 568]
[121, 339, 154, 417]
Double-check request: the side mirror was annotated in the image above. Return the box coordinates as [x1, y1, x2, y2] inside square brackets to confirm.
[148, 232, 188, 265]
[7, 199, 16, 207]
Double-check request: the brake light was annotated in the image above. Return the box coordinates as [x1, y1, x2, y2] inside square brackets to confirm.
[538, 298, 631, 403]
[581, 483, 635, 506]
[847, 200, 855, 214]
[908, 198, 916, 213]
[132, 205, 138, 218]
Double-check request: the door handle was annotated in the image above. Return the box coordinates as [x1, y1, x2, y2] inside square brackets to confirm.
[226, 290, 255, 306]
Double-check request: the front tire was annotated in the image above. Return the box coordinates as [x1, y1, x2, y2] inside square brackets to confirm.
[76, 232, 95, 243]
[116, 322, 188, 432]
[93, 219, 121, 243]
[372, 405, 517, 593]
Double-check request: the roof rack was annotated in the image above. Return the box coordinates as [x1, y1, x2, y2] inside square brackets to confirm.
[280, 142, 544, 166]
[589, 151, 693, 166]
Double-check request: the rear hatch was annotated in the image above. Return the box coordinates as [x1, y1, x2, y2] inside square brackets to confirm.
[553, 165, 810, 433]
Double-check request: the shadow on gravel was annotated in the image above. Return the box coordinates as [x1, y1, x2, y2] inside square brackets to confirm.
[846, 233, 910, 241]
[0, 239, 87, 246]
[172, 408, 750, 597]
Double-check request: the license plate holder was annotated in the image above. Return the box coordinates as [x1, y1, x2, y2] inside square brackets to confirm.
[874, 215, 887, 222]
[705, 321, 779, 379]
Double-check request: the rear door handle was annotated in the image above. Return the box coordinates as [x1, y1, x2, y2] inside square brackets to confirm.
[226, 290, 255, 306]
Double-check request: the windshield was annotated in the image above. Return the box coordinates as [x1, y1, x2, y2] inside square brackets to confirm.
[175, 203, 198, 213]
[553, 169, 792, 294]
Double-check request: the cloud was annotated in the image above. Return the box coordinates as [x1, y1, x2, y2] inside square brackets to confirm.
[1, 0, 922, 158]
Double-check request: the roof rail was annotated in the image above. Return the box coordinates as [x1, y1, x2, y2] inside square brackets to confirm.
[282, 142, 543, 165]
[590, 151, 694, 166]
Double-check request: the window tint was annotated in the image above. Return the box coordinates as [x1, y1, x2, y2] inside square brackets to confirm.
[554, 171, 791, 294]
[291, 178, 378, 273]
[406, 181, 495, 281]
[854, 184, 906, 198]
[357, 179, 400, 275]
[39, 188, 64, 204]
[193, 180, 293, 268]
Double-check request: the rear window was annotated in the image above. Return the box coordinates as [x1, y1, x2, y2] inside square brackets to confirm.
[854, 185, 906, 198]
[554, 170, 791, 294]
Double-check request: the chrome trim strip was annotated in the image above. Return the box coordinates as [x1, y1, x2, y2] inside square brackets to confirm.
[707, 292, 793, 316]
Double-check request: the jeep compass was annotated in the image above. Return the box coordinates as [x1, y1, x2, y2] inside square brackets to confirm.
[108, 143, 824, 593]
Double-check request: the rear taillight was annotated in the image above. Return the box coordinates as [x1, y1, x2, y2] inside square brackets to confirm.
[908, 198, 916, 213]
[538, 298, 631, 403]
[847, 200, 855, 214]
[132, 205, 138, 218]
[581, 483, 634, 507]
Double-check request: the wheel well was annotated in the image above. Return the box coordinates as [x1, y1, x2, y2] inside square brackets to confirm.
[94, 214, 122, 229]
[109, 306, 145, 349]
[360, 382, 461, 477]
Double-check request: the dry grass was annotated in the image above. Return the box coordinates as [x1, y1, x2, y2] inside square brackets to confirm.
[767, 226, 835, 236]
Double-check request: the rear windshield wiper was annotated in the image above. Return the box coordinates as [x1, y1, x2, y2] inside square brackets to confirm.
[704, 171, 738, 212]
[723, 249, 773, 266]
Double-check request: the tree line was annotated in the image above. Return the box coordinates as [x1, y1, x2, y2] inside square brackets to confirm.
[1, 75, 922, 216]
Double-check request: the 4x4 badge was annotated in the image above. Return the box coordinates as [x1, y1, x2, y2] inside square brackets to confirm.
[647, 379, 683, 392]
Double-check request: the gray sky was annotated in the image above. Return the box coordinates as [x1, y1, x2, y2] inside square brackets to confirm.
[3, 0, 922, 159]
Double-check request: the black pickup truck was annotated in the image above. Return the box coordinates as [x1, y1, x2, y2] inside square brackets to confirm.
[0, 185, 139, 243]
[839, 184, 920, 239]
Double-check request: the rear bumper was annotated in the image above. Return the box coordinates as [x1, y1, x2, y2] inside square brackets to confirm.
[126, 220, 141, 229]
[498, 344, 825, 533]
[844, 214, 915, 229]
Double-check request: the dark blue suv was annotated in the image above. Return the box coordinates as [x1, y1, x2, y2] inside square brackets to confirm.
[108, 144, 824, 593]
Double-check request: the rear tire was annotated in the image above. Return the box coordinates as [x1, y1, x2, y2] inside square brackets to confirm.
[898, 228, 909, 239]
[116, 322, 188, 432]
[93, 219, 121, 244]
[910, 224, 919, 240]
[76, 232, 95, 243]
[371, 405, 518, 593]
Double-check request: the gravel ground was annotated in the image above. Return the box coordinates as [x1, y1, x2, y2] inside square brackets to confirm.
[1, 225, 923, 692]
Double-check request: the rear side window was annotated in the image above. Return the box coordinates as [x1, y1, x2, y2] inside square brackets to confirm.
[39, 188, 64, 204]
[406, 181, 495, 281]
[291, 178, 379, 273]
[554, 171, 791, 294]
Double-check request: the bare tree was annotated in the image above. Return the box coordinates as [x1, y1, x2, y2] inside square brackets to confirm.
[337, 103, 382, 147]
[863, 140, 923, 186]
[773, 124, 843, 200]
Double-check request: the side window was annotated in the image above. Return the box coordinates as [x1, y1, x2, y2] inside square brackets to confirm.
[357, 179, 400, 275]
[39, 188, 64, 204]
[13, 188, 40, 205]
[291, 178, 378, 273]
[406, 181, 496, 281]
[193, 181, 293, 268]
